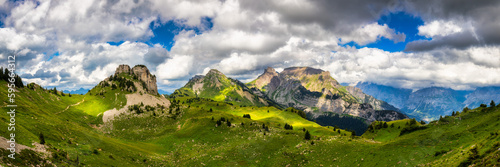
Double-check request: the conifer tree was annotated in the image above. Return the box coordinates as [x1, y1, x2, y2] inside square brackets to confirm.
[305, 130, 311, 140]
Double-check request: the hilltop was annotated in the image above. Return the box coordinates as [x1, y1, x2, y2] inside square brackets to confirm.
[170, 69, 279, 107]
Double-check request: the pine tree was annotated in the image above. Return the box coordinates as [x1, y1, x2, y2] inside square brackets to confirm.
[39, 133, 45, 145]
[305, 130, 311, 140]
[491, 100, 496, 107]
[452, 111, 455, 116]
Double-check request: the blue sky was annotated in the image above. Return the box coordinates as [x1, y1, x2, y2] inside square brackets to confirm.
[342, 12, 429, 52]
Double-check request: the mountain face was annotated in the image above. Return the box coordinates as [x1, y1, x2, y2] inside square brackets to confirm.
[248, 67, 407, 123]
[63, 88, 89, 95]
[356, 82, 500, 121]
[464, 86, 500, 108]
[114, 64, 158, 94]
[355, 82, 412, 109]
[402, 87, 465, 121]
[345, 86, 399, 111]
[172, 69, 277, 107]
[96, 64, 169, 122]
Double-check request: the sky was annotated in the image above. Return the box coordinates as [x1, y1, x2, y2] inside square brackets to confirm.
[0, 0, 500, 92]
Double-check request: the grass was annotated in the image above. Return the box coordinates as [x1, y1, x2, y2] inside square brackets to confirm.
[1, 79, 499, 166]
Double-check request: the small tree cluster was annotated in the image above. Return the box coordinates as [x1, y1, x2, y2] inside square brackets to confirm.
[0, 67, 24, 88]
[262, 124, 269, 132]
[216, 117, 231, 127]
[242, 114, 251, 119]
[284, 123, 293, 130]
[285, 107, 306, 118]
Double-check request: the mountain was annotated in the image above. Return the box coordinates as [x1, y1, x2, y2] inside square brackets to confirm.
[158, 89, 172, 95]
[171, 69, 278, 107]
[93, 64, 170, 122]
[355, 82, 412, 109]
[345, 86, 400, 111]
[356, 82, 500, 121]
[113, 64, 158, 94]
[247, 67, 407, 125]
[63, 88, 89, 95]
[464, 86, 500, 108]
[402, 87, 466, 121]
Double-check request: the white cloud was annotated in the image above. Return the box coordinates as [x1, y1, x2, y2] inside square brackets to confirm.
[0, 27, 46, 51]
[340, 23, 406, 45]
[156, 55, 194, 80]
[217, 53, 258, 74]
[418, 20, 463, 38]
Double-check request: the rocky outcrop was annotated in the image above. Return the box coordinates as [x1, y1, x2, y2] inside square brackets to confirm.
[114, 64, 158, 95]
[345, 86, 399, 111]
[248, 67, 407, 123]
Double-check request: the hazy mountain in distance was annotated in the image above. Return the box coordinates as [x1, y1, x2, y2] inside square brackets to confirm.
[356, 82, 499, 121]
[63, 88, 90, 95]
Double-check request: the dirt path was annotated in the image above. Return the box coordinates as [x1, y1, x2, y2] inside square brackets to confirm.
[55, 97, 85, 115]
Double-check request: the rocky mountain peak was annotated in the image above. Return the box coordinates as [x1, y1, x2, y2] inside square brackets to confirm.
[113, 64, 158, 95]
[115, 64, 131, 75]
[264, 67, 278, 75]
[206, 69, 224, 76]
[281, 67, 324, 77]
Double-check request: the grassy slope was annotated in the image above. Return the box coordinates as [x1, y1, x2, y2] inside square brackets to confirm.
[1, 79, 499, 166]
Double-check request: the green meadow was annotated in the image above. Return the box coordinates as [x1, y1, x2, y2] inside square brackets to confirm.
[0, 80, 499, 166]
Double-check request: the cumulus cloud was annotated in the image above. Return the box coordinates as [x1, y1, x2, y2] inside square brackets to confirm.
[156, 55, 194, 81]
[1, 0, 500, 91]
[418, 20, 462, 38]
[404, 0, 500, 51]
[340, 23, 405, 45]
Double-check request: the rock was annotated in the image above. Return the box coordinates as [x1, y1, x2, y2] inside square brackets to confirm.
[131, 65, 158, 94]
[114, 64, 158, 95]
[114, 64, 131, 75]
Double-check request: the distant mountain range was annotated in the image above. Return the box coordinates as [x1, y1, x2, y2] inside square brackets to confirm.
[355, 82, 500, 121]
[63, 88, 89, 95]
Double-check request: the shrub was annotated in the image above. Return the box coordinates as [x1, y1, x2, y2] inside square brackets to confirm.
[284, 123, 293, 130]
[400, 126, 427, 136]
[243, 114, 251, 119]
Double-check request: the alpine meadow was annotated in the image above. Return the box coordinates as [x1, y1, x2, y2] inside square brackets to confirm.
[1, 0, 500, 166]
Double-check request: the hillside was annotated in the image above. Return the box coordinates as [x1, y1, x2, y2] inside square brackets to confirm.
[170, 69, 279, 107]
[1, 64, 498, 166]
[247, 67, 407, 126]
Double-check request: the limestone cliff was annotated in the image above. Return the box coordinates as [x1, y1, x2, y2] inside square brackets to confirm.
[114, 64, 158, 95]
